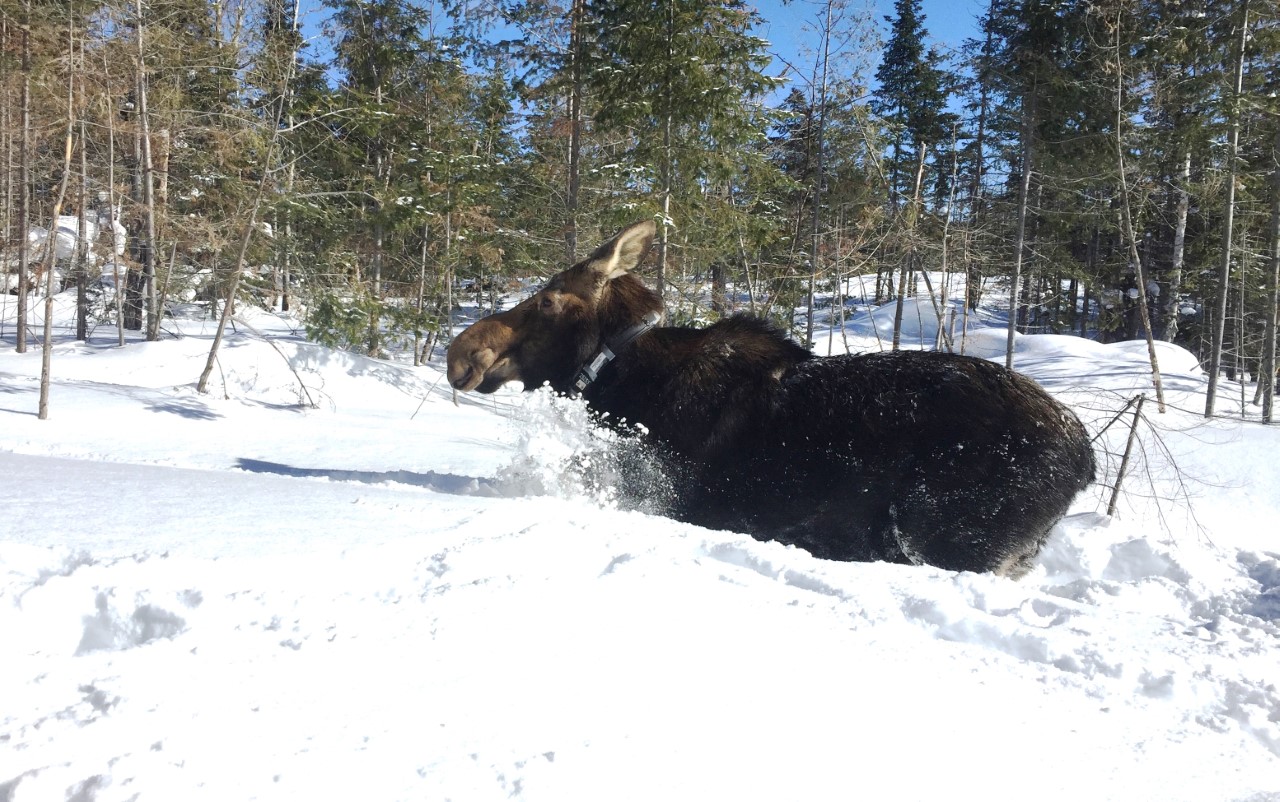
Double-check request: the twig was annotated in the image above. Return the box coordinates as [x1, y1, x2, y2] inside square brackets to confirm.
[1107, 393, 1145, 517]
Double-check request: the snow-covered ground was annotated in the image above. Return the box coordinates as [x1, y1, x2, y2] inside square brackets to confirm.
[1, 291, 1278, 801]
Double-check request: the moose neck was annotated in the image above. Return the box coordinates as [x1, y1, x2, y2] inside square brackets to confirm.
[559, 273, 663, 395]
[597, 274, 663, 333]
[579, 314, 813, 465]
[571, 310, 662, 395]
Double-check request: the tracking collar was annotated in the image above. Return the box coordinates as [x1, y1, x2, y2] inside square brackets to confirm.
[571, 311, 662, 395]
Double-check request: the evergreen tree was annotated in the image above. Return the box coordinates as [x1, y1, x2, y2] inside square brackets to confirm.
[321, 0, 430, 355]
[1137, 0, 1219, 343]
[981, 0, 1093, 360]
[587, 0, 782, 301]
[0, 0, 1276, 399]
[872, 0, 954, 347]
[496, 0, 594, 262]
[871, 0, 951, 212]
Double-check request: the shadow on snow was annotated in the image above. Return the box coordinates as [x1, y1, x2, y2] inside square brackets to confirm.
[234, 457, 501, 497]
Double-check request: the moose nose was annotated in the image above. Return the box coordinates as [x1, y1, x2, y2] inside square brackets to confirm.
[446, 358, 474, 388]
[446, 345, 497, 393]
[449, 367, 474, 391]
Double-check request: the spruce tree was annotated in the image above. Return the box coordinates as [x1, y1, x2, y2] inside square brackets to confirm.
[871, 0, 950, 212]
[322, 0, 429, 355]
[587, 0, 781, 301]
[872, 0, 952, 348]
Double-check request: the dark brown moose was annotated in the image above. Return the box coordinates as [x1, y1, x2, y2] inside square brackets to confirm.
[447, 221, 1096, 576]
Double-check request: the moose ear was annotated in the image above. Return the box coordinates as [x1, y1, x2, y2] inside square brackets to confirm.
[586, 220, 657, 280]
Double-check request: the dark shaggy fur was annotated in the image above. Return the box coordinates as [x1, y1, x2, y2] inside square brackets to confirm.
[447, 222, 1097, 576]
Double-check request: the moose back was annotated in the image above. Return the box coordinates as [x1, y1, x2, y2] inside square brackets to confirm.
[447, 221, 1096, 577]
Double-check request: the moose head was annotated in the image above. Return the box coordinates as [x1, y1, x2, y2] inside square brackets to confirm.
[447, 220, 663, 396]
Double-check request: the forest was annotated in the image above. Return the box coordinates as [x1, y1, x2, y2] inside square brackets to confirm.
[1, 0, 1278, 418]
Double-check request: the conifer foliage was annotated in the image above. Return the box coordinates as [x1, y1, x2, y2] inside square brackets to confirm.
[1, 0, 1278, 418]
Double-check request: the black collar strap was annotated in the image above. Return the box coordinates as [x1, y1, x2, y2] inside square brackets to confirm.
[571, 311, 661, 395]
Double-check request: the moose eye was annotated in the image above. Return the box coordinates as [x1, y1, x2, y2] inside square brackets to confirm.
[539, 295, 554, 310]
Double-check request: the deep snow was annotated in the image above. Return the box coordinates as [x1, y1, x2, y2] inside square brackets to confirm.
[1, 290, 1278, 802]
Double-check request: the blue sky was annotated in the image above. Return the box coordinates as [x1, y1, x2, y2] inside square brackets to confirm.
[295, 0, 984, 100]
[756, 0, 984, 82]
[762, 0, 983, 48]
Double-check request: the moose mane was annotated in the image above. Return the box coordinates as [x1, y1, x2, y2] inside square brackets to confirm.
[596, 272, 664, 338]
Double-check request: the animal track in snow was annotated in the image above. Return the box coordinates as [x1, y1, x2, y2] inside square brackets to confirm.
[76, 590, 198, 655]
[702, 541, 851, 602]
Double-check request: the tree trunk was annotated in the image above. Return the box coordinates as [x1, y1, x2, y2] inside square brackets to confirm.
[1, 15, 7, 250]
[103, 48, 125, 346]
[564, 0, 584, 263]
[933, 127, 961, 352]
[710, 261, 726, 316]
[892, 144, 928, 351]
[1205, 0, 1249, 418]
[804, 0, 832, 350]
[1263, 124, 1280, 423]
[369, 216, 384, 356]
[197, 146, 282, 394]
[1113, 18, 1165, 412]
[15, 0, 30, 353]
[1006, 87, 1037, 369]
[281, 167, 293, 313]
[279, 0, 300, 315]
[415, 222, 429, 366]
[657, 179, 670, 302]
[965, 6, 994, 314]
[197, 173, 272, 393]
[1165, 149, 1191, 342]
[444, 207, 454, 348]
[1, 15, 9, 273]
[135, 0, 159, 340]
[196, 16, 297, 394]
[654, 0, 676, 301]
[39, 42, 77, 420]
[75, 117, 89, 341]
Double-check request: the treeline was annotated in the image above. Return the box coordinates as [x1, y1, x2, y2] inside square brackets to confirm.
[2, 0, 1279, 416]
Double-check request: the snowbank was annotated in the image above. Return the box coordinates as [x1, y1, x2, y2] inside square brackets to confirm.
[0, 303, 1277, 801]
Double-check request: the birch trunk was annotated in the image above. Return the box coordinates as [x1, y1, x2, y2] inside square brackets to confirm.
[196, 141, 281, 395]
[415, 222, 429, 366]
[1165, 150, 1191, 342]
[104, 48, 124, 346]
[196, 16, 297, 394]
[75, 117, 88, 341]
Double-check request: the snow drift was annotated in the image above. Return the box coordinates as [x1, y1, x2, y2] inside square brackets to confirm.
[1, 303, 1278, 802]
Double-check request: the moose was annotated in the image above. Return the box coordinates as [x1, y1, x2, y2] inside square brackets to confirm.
[447, 221, 1096, 577]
